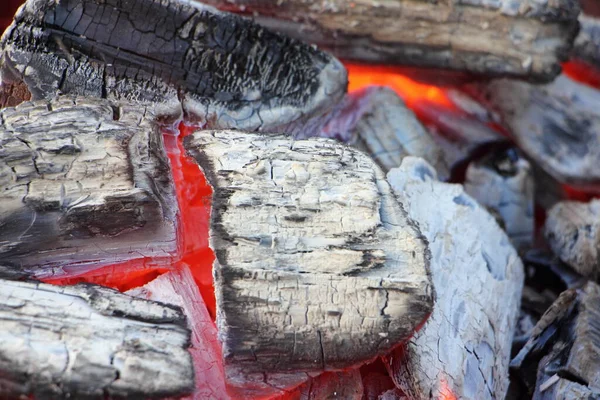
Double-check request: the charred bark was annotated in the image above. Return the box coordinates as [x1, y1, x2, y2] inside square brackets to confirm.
[468, 75, 600, 186]
[464, 148, 534, 251]
[0, 0, 347, 130]
[0, 97, 178, 273]
[511, 282, 600, 399]
[183, 131, 433, 388]
[202, 0, 579, 81]
[0, 278, 193, 399]
[386, 157, 524, 400]
[545, 200, 600, 280]
[573, 14, 600, 70]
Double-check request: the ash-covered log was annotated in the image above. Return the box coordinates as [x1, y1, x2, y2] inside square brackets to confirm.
[184, 131, 433, 390]
[0, 97, 178, 273]
[573, 14, 600, 70]
[0, 0, 347, 130]
[545, 200, 600, 280]
[313, 86, 449, 178]
[386, 157, 524, 400]
[0, 278, 194, 399]
[201, 0, 579, 81]
[464, 148, 534, 251]
[511, 282, 600, 399]
[469, 75, 600, 187]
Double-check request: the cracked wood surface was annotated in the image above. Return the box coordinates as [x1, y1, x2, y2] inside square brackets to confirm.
[386, 157, 524, 400]
[184, 130, 433, 389]
[201, 0, 579, 81]
[0, 278, 194, 399]
[511, 282, 600, 398]
[469, 75, 600, 186]
[464, 148, 534, 251]
[0, 0, 347, 130]
[545, 199, 600, 280]
[0, 97, 178, 273]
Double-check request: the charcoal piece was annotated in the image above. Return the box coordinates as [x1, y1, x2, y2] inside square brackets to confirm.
[0, 97, 178, 273]
[184, 131, 433, 388]
[0, 0, 346, 130]
[545, 200, 600, 280]
[511, 282, 600, 398]
[314, 87, 449, 178]
[201, 0, 579, 81]
[468, 75, 600, 186]
[0, 278, 193, 399]
[464, 148, 534, 251]
[283, 370, 364, 400]
[386, 157, 524, 400]
[573, 14, 600, 70]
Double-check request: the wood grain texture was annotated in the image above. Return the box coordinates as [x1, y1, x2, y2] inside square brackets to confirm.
[464, 148, 534, 251]
[184, 130, 433, 388]
[201, 0, 579, 81]
[0, 278, 193, 399]
[469, 75, 600, 186]
[545, 200, 600, 280]
[386, 157, 524, 400]
[0, 97, 178, 274]
[0, 0, 347, 130]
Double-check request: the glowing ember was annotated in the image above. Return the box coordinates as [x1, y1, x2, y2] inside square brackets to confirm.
[563, 61, 600, 90]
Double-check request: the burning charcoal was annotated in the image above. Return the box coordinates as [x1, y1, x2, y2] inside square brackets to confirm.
[545, 200, 600, 280]
[0, 97, 178, 273]
[464, 148, 534, 251]
[314, 86, 449, 178]
[379, 389, 409, 400]
[573, 14, 600, 70]
[511, 282, 600, 398]
[127, 265, 229, 399]
[386, 157, 524, 400]
[282, 370, 364, 400]
[0, 0, 347, 130]
[0, 278, 194, 399]
[184, 131, 433, 391]
[201, 0, 579, 81]
[468, 75, 600, 186]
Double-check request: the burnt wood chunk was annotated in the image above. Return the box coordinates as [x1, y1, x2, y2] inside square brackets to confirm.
[573, 14, 600, 69]
[545, 200, 600, 280]
[386, 157, 524, 400]
[0, 97, 178, 273]
[315, 87, 449, 178]
[184, 131, 433, 387]
[470, 75, 600, 186]
[464, 148, 534, 251]
[0, 279, 194, 399]
[511, 282, 600, 398]
[202, 0, 579, 81]
[0, 0, 347, 130]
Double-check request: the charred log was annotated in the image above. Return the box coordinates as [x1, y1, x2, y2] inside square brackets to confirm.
[545, 200, 600, 280]
[0, 0, 347, 130]
[511, 282, 600, 398]
[469, 75, 600, 186]
[464, 148, 534, 251]
[386, 157, 524, 400]
[0, 278, 194, 399]
[573, 14, 600, 70]
[183, 131, 433, 389]
[0, 97, 178, 273]
[202, 0, 579, 81]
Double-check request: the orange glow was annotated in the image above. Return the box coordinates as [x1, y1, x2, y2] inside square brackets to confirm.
[439, 379, 458, 400]
[346, 64, 456, 110]
[563, 61, 600, 90]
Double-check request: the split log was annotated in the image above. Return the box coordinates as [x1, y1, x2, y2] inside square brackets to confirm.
[184, 131, 433, 390]
[545, 199, 600, 280]
[201, 0, 579, 81]
[511, 282, 600, 398]
[464, 148, 534, 251]
[311, 86, 449, 178]
[573, 14, 600, 70]
[467, 75, 600, 187]
[386, 157, 524, 400]
[0, 0, 347, 130]
[0, 97, 178, 273]
[0, 278, 194, 399]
